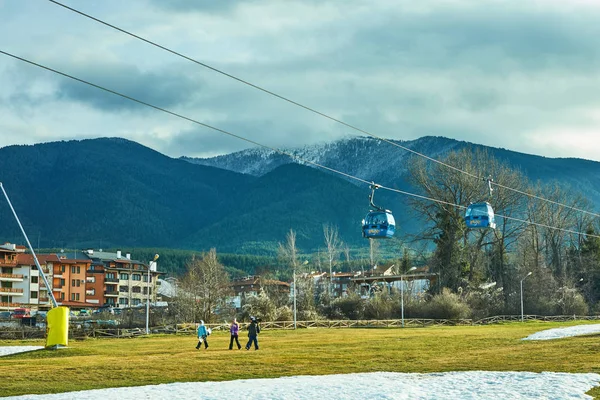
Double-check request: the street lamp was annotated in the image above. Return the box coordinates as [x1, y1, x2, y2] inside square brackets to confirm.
[146, 254, 159, 334]
[401, 267, 417, 328]
[520, 271, 532, 322]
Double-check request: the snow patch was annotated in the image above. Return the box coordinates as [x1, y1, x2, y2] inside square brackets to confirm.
[3, 371, 600, 400]
[522, 323, 600, 341]
[0, 346, 44, 357]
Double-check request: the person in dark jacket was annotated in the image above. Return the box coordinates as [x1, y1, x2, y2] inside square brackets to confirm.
[245, 316, 260, 350]
[229, 318, 242, 350]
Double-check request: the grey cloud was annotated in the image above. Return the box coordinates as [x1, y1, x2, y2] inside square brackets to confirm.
[56, 62, 203, 112]
[145, 0, 254, 14]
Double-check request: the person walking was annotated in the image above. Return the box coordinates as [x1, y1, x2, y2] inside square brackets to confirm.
[196, 320, 209, 350]
[245, 316, 260, 350]
[229, 318, 242, 350]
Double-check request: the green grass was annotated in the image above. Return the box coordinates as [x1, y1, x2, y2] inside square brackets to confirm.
[1, 321, 599, 398]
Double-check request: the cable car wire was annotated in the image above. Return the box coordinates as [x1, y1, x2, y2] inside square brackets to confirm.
[2, 48, 599, 240]
[46, 0, 600, 220]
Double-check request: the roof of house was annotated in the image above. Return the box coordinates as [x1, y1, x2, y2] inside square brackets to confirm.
[0, 243, 27, 252]
[16, 254, 61, 265]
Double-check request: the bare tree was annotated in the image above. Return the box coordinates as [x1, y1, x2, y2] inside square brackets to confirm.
[178, 248, 231, 323]
[278, 229, 300, 327]
[323, 224, 342, 295]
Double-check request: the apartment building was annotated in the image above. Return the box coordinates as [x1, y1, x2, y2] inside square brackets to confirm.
[1, 242, 162, 311]
[79, 249, 161, 308]
[0, 243, 27, 310]
[0, 243, 61, 310]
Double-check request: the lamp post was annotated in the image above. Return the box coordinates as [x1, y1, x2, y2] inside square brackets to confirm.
[146, 254, 159, 334]
[520, 271, 532, 322]
[401, 267, 417, 328]
[293, 268, 297, 330]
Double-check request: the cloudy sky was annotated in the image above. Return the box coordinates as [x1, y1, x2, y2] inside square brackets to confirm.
[1, 0, 600, 160]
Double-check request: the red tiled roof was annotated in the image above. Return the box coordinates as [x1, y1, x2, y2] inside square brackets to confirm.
[16, 253, 60, 265]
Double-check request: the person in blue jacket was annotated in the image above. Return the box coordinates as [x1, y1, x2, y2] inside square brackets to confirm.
[196, 320, 209, 350]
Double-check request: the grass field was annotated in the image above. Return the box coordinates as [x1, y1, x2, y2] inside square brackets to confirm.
[1, 321, 599, 398]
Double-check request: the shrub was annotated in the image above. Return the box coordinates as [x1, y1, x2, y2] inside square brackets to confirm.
[326, 293, 365, 320]
[363, 292, 398, 320]
[421, 288, 471, 320]
[240, 291, 276, 321]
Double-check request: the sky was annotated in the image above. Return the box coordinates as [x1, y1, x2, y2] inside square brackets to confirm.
[2, 324, 600, 399]
[1, 1, 600, 160]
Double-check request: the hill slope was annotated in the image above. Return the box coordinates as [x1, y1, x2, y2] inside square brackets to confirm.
[0, 138, 253, 248]
[185, 136, 600, 207]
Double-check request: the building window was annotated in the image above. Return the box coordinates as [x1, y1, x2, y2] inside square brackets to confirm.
[61, 293, 65, 300]
[132, 274, 141, 281]
[71, 294, 75, 301]
[72, 279, 76, 287]
[71, 266, 76, 273]
[61, 265, 65, 273]
[60, 279, 65, 286]
[119, 298, 128, 305]
[107, 273, 116, 279]
[76, 280, 80, 287]
[119, 285, 129, 293]
[77, 266, 81, 274]
[142, 275, 148, 282]
[31, 291, 38, 299]
[31, 276, 38, 284]
[120, 273, 129, 280]
[132, 298, 141, 306]
[76, 293, 80, 301]
[132, 286, 141, 293]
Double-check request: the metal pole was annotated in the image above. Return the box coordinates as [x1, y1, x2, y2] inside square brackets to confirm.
[146, 255, 158, 335]
[293, 269, 297, 329]
[146, 266, 150, 334]
[0, 182, 57, 308]
[520, 279, 524, 322]
[520, 272, 532, 322]
[401, 275, 405, 328]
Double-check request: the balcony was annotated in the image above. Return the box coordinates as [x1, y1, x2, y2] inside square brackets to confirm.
[0, 273, 24, 282]
[0, 259, 17, 267]
[105, 277, 119, 284]
[0, 302, 20, 309]
[0, 287, 24, 296]
[104, 291, 119, 297]
[86, 290, 95, 296]
[86, 277, 95, 283]
[39, 297, 50, 303]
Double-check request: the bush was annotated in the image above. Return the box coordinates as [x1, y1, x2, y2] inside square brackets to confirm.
[240, 291, 276, 321]
[552, 287, 589, 315]
[465, 285, 505, 319]
[363, 292, 398, 320]
[421, 288, 471, 320]
[325, 293, 365, 320]
[274, 306, 293, 321]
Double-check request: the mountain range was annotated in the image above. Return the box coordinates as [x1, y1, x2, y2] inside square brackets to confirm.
[1, 136, 599, 255]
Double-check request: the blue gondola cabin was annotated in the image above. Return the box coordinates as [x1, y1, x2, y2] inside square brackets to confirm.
[362, 211, 396, 239]
[465, 202, 496, 229]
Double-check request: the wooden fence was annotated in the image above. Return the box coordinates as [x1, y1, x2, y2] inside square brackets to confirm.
[1, 315, 599, 339]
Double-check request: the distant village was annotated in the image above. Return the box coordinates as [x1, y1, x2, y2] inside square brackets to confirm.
[0, 241, 435, 315]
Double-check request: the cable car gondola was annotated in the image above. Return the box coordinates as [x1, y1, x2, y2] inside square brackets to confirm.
[362, 183, 395, 239]
[465, 177, 496, 229]
[465, 202, 496, 229]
